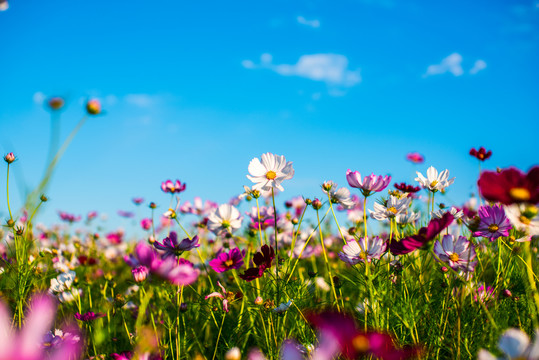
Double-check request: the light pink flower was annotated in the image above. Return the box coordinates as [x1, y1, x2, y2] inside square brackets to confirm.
[346, 169, 391, 197]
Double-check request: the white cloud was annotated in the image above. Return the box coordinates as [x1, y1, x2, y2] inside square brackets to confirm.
[469, 59, 487, 75]
[424, 53, 464, 77]
[243, 53, 361, 88]
[297, 16, 320, 28]
[33, 91, 45, 105]
[124, 94, 159, 108]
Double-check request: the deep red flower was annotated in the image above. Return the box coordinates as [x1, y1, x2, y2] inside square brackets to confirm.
[239, 245, 275, 282]
[389, 213, 454, 255]
[469, 147, 492, 161]
[394, 182, 421, 193]
[478, 166, 539, 205]
[75, 311, 105, 322]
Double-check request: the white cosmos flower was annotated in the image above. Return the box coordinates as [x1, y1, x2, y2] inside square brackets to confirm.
[504, 204, 539, 240]
[369, 196, 411, 221]
[207, 204, 243, 235]
[322, 181, 355, 209]
[49, 271, 76, 294]
[273, 299, 293, 313]
[415, 166, 455, 192]
[247, 153, 294, 193]
[338, 236, 387, 264]
[432, 206, 463, 220]
[478, 328, 539, 360]
[396, 210, 421, 224]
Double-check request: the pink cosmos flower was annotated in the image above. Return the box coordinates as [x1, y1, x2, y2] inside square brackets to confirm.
[406, 152, 425, 164]
[209, 248, 245, 273]
[179, 197, 218, 216]
[141, 218, 153, 230]
[132, 197, 144, 205]
[118, 210, 135, 218]
[0, 294, 82, 360]
[346, 169, 391, 197]
[58, 211, 81, 223]
[161, 179, 186, 194]
[205, 281, 233, 312]
[74, 311, 105, 322]
[473, 204, 512, 241]
[434, 235, 477, 272]
[132, 266, 149, 282]
[126, 242, 199, 286]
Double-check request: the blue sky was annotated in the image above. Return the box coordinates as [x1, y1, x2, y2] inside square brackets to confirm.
[0, 0, 538, 230]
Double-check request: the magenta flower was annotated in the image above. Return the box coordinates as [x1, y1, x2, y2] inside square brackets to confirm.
[126, 242, 199, 286]
[58, 211, 81, 223]
[0, 294, 82, 360]
[406, 152, 425, 164]
[473, 204, 512, 241]
[205, 281, 232, 312]
[132, 266, 149, 282]
[153, 232, 200, 259]
[209, 248, 245, 273]
[111, 351, 133, 360]
[141, 218, 153, 230]
[74, 311, 105, 322]
[474, 283, 495, 303]
[161, 179, 186, 194]
[132, 197, 144, 205]
[346, 169, 391, 197]
[390, 212, 454, 255]
[434, 235, 476, 272]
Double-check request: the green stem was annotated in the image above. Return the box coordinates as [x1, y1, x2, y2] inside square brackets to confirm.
[6, 163, 13, 220]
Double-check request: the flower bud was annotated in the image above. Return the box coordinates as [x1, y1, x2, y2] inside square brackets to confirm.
[48, 97, 65, 110]
[312, 198, 322, 210]
[149, 202, 157, 209]
[503, 289, 512, 298]
[6, 219, 14, 227]
[179, 302, 188, 312]
[255, 296, 263, 305]
[3, 152, 15, 164]
[132, 266, 149, 283]
[86, 99, 101, 115]
[304, 198, 312, 205]
[40, 194, 48, 202]
[322, 181, 333, 192]
[225, 347, 241, 360]
[440, 266, 449, 273]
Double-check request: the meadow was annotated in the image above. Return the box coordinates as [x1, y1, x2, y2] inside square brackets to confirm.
[1, 99, 538, 360]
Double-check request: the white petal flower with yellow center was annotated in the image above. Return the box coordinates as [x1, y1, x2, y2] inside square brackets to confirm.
[247, 153, 294, 193]
[207, 204, 243, 235]
[415, 166, 455, 192]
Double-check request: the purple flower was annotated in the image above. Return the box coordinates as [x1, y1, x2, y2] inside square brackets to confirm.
[0, 294, 82, 360]
[209, 248, 245, 273]
[474, 283, 495, 303]
[153, 232, 200, 259]
[74, 311, 105, 322]
[346, 169, 391, 197]
[111, 351, 133, 360]
[473, 204, 512, 241]
[434, 235, 476, 272]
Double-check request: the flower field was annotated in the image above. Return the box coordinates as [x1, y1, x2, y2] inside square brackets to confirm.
[1, 101, 539, 360]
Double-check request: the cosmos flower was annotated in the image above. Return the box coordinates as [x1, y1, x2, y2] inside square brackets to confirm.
[431, 206, 464, 220]
[239, 245, 275, 282]
[205, 281, 234, 312]
[160, 179, 186, 194]
[0, 294, 82, 360]
[394, 182, 421, 193]
[478, 328, 539, 360]
[285, 196, 307, 217]
[58, 211, 81, 223]
[247, 153, 294, 193]
[338, 236, 387, 265]
[346, 170, 391, 197]
[132, 197, 144, 205]
[434, 235, 476, 272]
[473, 204, 512, 241]
[273, 299, 293, 314]
[406, 152, 425, 164]
[179, 197, 218, 215]
[3, 152, 15, 164]
[396, 210, 421, 225]
[322, 181, 355, 209]
[141, 218, 152, 230]
[208, 248, 245, 273]
[47, 97, 65, 111]
[153, 232, 200, 259]
[370, 196, 412, 221]
[478, 166, 539, 205]
[132, 266, 149, 282]
[207, 204, 243, 235]
[389, 212, 454, 255]
[415, 166, 455, 192]
[504, 204, 539, 240]
[74, 311, 105, 322]
[470, 147, 492, 161]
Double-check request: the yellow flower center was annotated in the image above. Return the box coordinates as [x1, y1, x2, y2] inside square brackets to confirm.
[266, 170, 277, 180]
[352, 334, 370, 352]
[488, 224, 499, 232]
[519, 215, 531, 225]
[222, 220, 231, 228]
[225, 259, 234, 267]
[388, 206, 398, 214]
[430, 180, 438, 188]
[359, 251, 368, 260]
[449, 253, 459, 262]
[509, 187, 531, 201]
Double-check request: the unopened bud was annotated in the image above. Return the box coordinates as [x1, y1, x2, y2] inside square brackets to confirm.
[255, 296, 263, 305]
[440, 266, 449, 273]
[48, 97, 65, 110]
[312, 198, 322, 210]
[225, 347, 241, 360]
[86, 99, 101, 115]
[503, 289, 512, 298]
[40, 194, 48, 202]
[3, 153, 15, 164]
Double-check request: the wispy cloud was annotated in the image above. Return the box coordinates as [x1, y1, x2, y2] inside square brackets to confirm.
[242, 53, 361, 88]
[469, 60, 487, 75]
[424, 53, 464, 77]
[424, 53, 487, 77]
[124, 94, 159, 108]
[297, 16, 320, 28]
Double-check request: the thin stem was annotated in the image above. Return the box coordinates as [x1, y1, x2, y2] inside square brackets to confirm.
[6, 164, 13, 220]
[316, 209, 340, 312]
